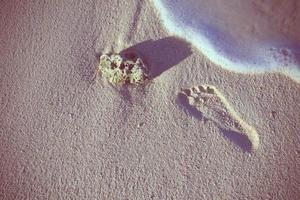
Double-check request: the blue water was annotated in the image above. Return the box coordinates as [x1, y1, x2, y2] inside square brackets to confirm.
[153, 0, 300, 82]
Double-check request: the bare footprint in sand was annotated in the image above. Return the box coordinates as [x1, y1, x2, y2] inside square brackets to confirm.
[182, 84, 260, 151]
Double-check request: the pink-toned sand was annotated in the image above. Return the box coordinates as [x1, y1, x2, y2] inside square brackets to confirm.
[1, 0, 300, 199]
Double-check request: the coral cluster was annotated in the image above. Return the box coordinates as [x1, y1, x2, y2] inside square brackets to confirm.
[99, 53, 149, 85]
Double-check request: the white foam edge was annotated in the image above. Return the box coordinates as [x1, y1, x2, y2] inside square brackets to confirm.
[152, 0, 300, 82]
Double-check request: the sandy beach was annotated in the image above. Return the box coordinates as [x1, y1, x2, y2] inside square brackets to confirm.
[1, 0, 300, 199]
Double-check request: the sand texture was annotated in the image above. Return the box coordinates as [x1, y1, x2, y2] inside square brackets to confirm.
[1, 0, 300, 199]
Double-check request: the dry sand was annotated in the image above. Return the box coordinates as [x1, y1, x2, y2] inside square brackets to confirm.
[1, 0, 300, 199]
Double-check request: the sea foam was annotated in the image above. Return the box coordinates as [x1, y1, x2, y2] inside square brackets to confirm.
[152, 0, 300, 82]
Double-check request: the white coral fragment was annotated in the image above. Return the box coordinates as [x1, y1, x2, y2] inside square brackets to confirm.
[99, 53, 148, 85]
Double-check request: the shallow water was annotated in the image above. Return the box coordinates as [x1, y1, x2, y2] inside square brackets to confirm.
[153, 0, 300, 82]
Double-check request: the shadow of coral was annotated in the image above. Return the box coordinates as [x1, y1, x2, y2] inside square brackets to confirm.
[120, 36, 192, 79]
[93, 37, 192, 107]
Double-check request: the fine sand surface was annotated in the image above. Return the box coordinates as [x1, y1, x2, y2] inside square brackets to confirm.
[1, 0, 300, 199]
